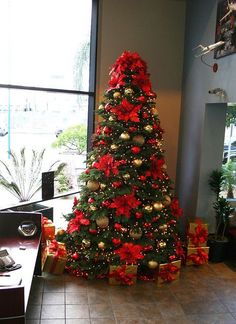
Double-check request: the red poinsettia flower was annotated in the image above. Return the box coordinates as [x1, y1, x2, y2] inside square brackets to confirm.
[114, 242, 144, 264]
[132, 72, 152, 93]
[170, 198, 183, 219]
[110, 98, 142, 123]
[108, 72, 126, 89]
[67, 210, 90, 234]
[150, 156, 165, 180]
[109, 192, 141, 218]
[93, 154, 120, 177]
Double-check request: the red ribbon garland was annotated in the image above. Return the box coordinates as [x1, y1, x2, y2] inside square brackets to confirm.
[187, 247, 209, 265]
[158, 263, 179, 283]
[109, 265, 136, 286]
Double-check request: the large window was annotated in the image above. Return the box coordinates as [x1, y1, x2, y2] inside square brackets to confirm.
[0, 0, 98, 209]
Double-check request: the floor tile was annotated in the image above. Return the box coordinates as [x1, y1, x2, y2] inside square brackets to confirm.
[65, 292, 88, 304]
[41, 304, 65, 319]
[90, 319, 116, 324]
[43, 292, 65, 304]
[89, 303, 114, 318]
[25, 320, 40, 324]
[187, 313, 236, 323]
[88, 290, 111, 304]
[66, 320, 91, 324]
[40, 320, 65, 324]
[66, 304, 89, 318]
[181, 300, 228, 315]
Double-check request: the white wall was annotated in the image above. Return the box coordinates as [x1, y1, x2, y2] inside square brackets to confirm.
[96, 0, 186, 181]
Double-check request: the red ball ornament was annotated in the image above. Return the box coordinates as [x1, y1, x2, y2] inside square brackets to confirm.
[142, 112, 149, 119]
[169, 255, 176, 261]
[88, 197, 95, 203]
[152, 184, 159, 189]
[138, 95, 146, 103]
[99, 140, 106, 145]
[72, 252, 80, 260]
[145, 171, 151, 177]
[131, 146, 141, 154]
[102, 200, 110, 207]
[103, 126, 112, 134]
[135, 212, 143, 219]
[146, 232, 153, 238]
[112, 238, 121, 246]
[89, 228, 98, 235]
[144, 222, 151, 228]
[112, 181, 122, 188]
[147, 91, 157, 98]
[114, 223, 122, 231]
[139, 175, 146, 182]
[129, 126, 137, 132]
[85, 169, 90, 174]
[152, 216, 160, 222]
[143, 245, 153, 252]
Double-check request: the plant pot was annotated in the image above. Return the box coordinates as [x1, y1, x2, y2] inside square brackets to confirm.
[208, 238, 229, 263]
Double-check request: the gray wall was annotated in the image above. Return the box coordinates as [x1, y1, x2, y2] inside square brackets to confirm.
[177, 0, 236, 231]
[96, 0, 186, 181]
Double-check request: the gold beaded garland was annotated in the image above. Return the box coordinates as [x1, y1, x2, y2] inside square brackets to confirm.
[133, 135, 145, 145]
[96, 216, 109, 229]
[148, 260, 158, 269]
[87, 180, 100, 191]
[144, 125, 153, 133]
[119, 132, 130, 140]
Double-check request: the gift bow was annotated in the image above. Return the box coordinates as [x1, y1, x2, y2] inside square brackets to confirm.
[187, 247, 208, 265]
[188, 221, 208, 246]
[109, 265, 136, 286]
[49, 240, 66, 258]
[159, 263, 179, 283]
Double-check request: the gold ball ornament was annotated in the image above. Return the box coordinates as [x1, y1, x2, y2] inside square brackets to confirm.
[148, 260, 158, 269]
[159, 224, 168, 232]
[162, 164, 167, 170]
[124, 88, 134, 95]
[158, 241, 167, 248]
[98, 241, 105, 250]
[89, 205, 97, 211]
[122, 173, 131, 180]
[100, 183, 107, 190]
[119, 132, 130, 140]
[163, 195, 172, 206]
[87, 180, 100, 191]
[133, 159, 143, 167]
[109, 115, 116, 122]
[96, 216, 109, 229]
[90, 155, 96, 162]
[151, 108, 158, 116]
[144, 205, 153, 213]
[144, 125, 153, 133]
[82, 239, 91, 248]
[133, 135, 145, 145]
[56, 228, 66, 236]
[111, 144, 119, 151]
[129, 229, 143, 240]
[153, 202, 164, 211]
[98, 104, 104, 110]
[113, 91, 121, 99]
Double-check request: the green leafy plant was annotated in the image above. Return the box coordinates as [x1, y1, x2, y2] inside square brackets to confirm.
[222, 160, 236, 198]
[0, 147, 66, 202]
[52, 124, 87, 154]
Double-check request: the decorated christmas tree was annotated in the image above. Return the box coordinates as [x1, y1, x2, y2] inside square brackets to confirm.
[58, 51, 184, 281]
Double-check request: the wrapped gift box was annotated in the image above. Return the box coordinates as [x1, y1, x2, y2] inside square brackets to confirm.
[42, 216, 55, 241]
[157, 260, 181, 285]
[188, 222, 208, 247]
[186, 246, 209, 266]
[42, 241, 67, 275]
[109, 265, 137, 285]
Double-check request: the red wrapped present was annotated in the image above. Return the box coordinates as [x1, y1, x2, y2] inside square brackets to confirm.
[42, 216, 55, 241]
[157, 260, 181, 285]
[42, 240, 67, 275]
[186, 246, 209, 266]
[109, 265, 137, 285]
[188, 220, 208, 247]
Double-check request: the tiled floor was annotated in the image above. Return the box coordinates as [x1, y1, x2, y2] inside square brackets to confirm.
[26, 262, 236, 324]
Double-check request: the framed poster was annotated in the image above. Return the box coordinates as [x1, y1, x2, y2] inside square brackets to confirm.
[214, 0, 236, 59]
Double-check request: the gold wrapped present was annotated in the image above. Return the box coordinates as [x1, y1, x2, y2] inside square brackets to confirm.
[42, 240, 67, 275]
[157, 260, 181, 285]
[186, 246, 209, 266]
[188, 221, 208, 247]
[109, 265, 137, 285]
[42, 216, 55, 241]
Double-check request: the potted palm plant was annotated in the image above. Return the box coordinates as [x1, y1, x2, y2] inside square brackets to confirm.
[208, 169, 234, 262]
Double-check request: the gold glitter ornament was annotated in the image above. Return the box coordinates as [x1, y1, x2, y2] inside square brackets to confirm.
[144, 125, 153, 133]
[133, 159, 143, 167]
[113, 92, 121, 99]
[98, 242, 105, 250]
[133, 135, 145, 145]
[109, 115, 116, 122]
[82, 239, 91, 248]
[87, 180, 100, 191]
[159, 224, 168, 232]
[162, 164, 167, 170]
[89, 205, 97, 211]
[151, 107, 158, 116]
[163, 195, 172, 206]
[124, 88, 134, 95]
[98, 104, 104, 110]
[111, 144, 119, 151]
[144, 205, 153, 213]
[122, 173, 131, 180]
[96, 216, 109, 229]
[129, 229, 143, 239]
[153, 202, 164, 211]
[119, 132, 130, 140]
[158, 241, 167, 248]
[148, 260, 158, 269]
[100, 183, 107, 189]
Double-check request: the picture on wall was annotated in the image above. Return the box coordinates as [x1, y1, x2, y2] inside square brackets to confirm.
[214, 0, 236, 59]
